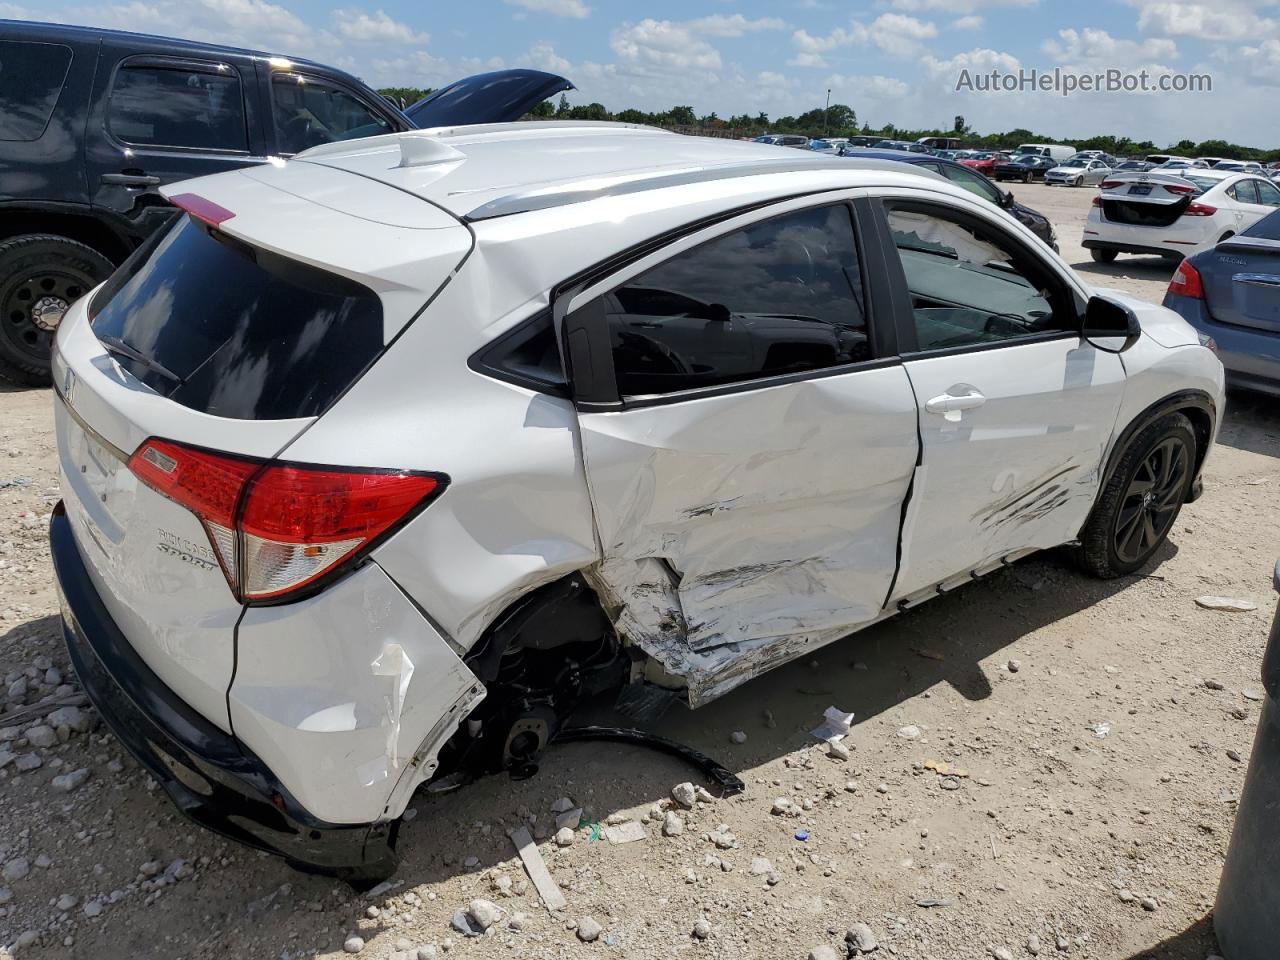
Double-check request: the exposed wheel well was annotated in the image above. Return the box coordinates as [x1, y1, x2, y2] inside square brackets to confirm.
[0, 210, 131, 265]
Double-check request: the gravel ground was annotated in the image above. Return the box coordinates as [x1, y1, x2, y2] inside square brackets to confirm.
[2, 183, 1279, 960]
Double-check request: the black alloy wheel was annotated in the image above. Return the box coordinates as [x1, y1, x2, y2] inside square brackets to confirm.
[1112, 435, 1191, 565]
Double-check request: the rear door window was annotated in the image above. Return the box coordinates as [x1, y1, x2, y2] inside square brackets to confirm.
[89, 216, 383, 420]
[271, 74, 391, 154]
[0, 40, 74, 141]
[590, 204, 869, 397]
[108, 62, 247, 151]
[1253, 180, 1280, 207]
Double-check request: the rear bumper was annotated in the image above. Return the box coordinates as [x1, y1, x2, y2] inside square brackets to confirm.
[50, 504, 398, 877]
[1082, 238, 1183, 258]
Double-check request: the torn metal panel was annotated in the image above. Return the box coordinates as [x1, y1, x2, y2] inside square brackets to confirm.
[577, 367, 919, 706]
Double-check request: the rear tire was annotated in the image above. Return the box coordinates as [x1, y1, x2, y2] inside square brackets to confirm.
[1079, 413, 1196, 578]
[1024, 172, 1032, 183]
[0, 234, 115, 387]
[1218, 231, 1235, 244]
[1090, 248, 1118, 263]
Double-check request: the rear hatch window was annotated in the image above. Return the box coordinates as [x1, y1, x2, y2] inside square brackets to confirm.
[89, 215, 382, 420]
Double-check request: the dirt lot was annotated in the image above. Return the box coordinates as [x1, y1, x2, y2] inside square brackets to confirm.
[1, 183, 1278, 960]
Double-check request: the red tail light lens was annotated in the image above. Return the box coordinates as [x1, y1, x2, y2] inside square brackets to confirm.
[129, 439, 444, 602]
[1182, 202, 1217, 216]
[1091, 195, 1102, 207]
[1163, 183, 1196, 195]
[1099, 179, 1124, 189]
[1167, 260, 1204, 299]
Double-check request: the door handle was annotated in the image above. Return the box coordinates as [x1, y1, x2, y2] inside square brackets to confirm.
[925, 388, 987, 420]
[100, 173, 161, 187]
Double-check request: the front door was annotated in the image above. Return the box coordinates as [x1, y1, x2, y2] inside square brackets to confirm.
[564, 200, 919, 703]
[876, 197, 1127, 601]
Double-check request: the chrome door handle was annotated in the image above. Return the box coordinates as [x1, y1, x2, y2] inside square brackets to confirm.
[100, 173, 161, 187]
[925, 388, 987, 420]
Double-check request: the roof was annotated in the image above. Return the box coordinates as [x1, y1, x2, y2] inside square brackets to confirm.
[294, 123, 936, 222]
[3, 18, 331, 72]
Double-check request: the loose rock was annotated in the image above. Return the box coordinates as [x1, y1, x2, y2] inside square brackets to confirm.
[554, 827, 574, 847]
[662, 811, 684, 836]
[846, 922, 879, 954]
[671, 781, 697, 809]
[467, 898, 502, 931]
[897, 725, 921, 739]
[51, 767, 91, 793]
[343, 935, 365, 954]
[692, 918, 712, 939]
[576, 917, 603, 942]
[1196, 596, 1258, 612]
[809, 947, 839, 960]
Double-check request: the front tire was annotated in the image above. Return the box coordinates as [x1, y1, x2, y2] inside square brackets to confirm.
[0, 235, 115, 386]
[1079, 413, 1196, 578]
[1074, 176, 1084, 187]
[1090, 248, 1118, 263]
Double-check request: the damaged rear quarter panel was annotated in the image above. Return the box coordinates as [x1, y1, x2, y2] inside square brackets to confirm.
[579, 366, 919, 704]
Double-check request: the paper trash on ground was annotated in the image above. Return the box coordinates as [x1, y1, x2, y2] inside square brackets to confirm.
[810, 706, 855, 743]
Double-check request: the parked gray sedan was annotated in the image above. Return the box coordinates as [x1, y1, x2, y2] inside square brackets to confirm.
[1045, 157, 1112, 187]
[1163, 208, 1280, 396]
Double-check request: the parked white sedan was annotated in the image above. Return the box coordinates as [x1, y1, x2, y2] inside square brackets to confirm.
[49, 123, 1224, 883]
[1084, 169, 1280, 262]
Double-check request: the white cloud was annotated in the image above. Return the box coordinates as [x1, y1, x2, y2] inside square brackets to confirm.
[825, 72, 911, 98]
[1238, 36, 1280, 84]
[1043, 27, 1178, 65]
[686, 14, 788, 37]
[611, 19, 722, 73]
[787, 51, 831, 67]
[504, 0, 589, 19]
[951, 15, 984, 29]
[1131, 0, 1278, 42]
[332, 8, 428, 45]
[867, 12, 938, 57]
[519, 42, 573, 74]
[890, 0, 1034, 11]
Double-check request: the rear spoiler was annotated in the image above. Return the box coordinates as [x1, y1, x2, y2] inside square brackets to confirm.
[168, 193, 235, 228]
[1217, 235, 1280, 254]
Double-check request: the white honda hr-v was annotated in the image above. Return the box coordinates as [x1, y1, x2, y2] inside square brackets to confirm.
[49, 122, 1224, 883]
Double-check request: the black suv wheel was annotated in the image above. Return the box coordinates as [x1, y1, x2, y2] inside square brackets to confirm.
[0, 235, 114, 386]
[1079, 412, 1196, 578]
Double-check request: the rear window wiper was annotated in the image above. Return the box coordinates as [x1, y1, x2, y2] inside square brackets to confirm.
[96, 334, 181, 384]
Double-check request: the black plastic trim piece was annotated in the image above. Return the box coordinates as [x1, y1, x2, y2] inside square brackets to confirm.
[50, 505, 396, 875]
[466, 309, 569, 398]
[553, 725, 745, 796]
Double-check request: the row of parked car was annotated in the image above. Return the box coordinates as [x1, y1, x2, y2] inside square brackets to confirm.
[0, 19, 575, 385]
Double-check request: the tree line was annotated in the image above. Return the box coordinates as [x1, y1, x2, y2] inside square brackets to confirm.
[377, 89, 1280, 162]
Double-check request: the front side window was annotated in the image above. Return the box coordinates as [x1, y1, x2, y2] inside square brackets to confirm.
[272, 74, 390, 154]
[594, 204, 869, 397]
[108, 64, 246, 151]
[0, 40, 73, 141]
[886, 205, 1066, 351]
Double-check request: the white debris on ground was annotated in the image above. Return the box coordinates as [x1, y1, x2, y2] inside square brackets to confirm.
[0, 188, 1277, 959]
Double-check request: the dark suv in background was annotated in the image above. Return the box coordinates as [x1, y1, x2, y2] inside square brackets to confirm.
[0, 20, 570, 384]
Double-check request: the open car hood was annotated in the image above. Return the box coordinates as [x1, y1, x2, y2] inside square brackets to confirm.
[404, 69, 574, 128]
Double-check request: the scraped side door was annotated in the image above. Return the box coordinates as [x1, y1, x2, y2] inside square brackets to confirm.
[561, 197, 919, 701]
[871, 193, 1126, 601]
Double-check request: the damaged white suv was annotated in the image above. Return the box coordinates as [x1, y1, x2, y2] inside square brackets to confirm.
[50, 123, 1224, 883]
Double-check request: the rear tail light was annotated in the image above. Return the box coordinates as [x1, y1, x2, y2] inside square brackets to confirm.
[1167, 260, 1205, 299]
[1163, 183, 1196, 195]
[129, 439, 445, 602]
[1091, 195, 1102, 207]
[1182, 202, 1217, 217]
[1099, 179, 1124, 189]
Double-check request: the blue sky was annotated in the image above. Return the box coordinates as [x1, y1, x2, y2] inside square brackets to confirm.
[6, 0, 1280, 145]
